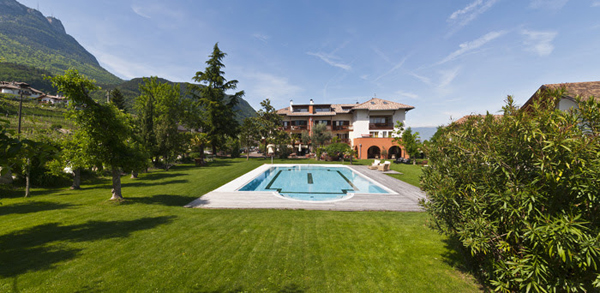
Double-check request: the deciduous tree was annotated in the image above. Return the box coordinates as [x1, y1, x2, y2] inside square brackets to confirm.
[50, 69, 143, 200]
[253, 99, 285, 157]
[393, 121, 421, 164]
[136, 77, 184, 169]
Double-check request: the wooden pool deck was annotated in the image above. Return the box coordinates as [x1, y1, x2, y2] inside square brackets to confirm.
[185, 165, 426, 212]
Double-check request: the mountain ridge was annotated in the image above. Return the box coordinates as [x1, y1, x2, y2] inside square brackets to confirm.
[0, 0, 122, 84]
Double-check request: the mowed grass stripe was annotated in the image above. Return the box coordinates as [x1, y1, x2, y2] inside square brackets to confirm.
[0, 158, 481, 292]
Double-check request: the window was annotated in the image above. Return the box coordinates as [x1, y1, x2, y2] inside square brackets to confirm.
[315, 107, 331, 113]
[370, 131, 379, 138]
[370, 117, 387, 124]
[292, 120, 307, 126]
[382, 131, 387, 137]
[293, 107, 308, 112]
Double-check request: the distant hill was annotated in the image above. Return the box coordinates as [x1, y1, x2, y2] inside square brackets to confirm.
[0, 0, 122, 84]
[411, 126, 440, 141]
[92, 77, 256, 122]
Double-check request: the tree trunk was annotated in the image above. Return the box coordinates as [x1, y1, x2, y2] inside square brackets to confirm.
[110, 167, 123, 200]
[71, 168, 81, 190]
[24, 158, 30, 197]
[131, 170, 138, 179]
[246, 149, 250, 161]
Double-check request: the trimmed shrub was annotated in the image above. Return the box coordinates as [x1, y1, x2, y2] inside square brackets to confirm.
[323, 142, 351, 161]
[421, 94, 600, 292]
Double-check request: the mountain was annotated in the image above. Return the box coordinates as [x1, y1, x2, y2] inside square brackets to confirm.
[91, 77, 257, 122]
[411, 126, 440, 142]
[0, 0, 122, 84]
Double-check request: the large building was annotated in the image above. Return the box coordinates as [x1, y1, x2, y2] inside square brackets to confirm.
[276, 97, 414, 159]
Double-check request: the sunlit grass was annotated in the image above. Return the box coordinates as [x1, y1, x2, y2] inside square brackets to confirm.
[0, 158, 480, 292]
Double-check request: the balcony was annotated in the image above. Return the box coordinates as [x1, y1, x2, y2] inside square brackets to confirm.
[369, 123, 393, 130]
[333, 125, 352, 131]
[291, 125, 308, 131]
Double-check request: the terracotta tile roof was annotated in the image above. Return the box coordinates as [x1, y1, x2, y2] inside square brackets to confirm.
[542, 81, 600, 102]
[523, 81, 600, 110]
[352, 98, 414, 111]
[277, 98, 414, 116]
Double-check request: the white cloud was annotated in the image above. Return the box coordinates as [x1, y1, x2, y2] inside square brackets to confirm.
[438, 31, 507, 65]
[592, 1, 600, 7]
[307, 52, 352, 71]
[374, 57, 407, 82]
[438, 67, 461, 88]
[395, 90, 419, 100]
[409, 72, 432, 85]
[90, 51, 145, 79]
[131, 5, 151, 18]
[529, 0, 569, 9]
[130, 2, 185, 23]
[371, 46, 391, 63]
[240, 71, 303, 105]
[447, 0, 499, 33]
[252, 33, 270, 43]
[521, 30, 557, 56]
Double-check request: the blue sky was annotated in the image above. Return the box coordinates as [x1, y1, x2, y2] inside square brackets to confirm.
[18, 0, 600, 127]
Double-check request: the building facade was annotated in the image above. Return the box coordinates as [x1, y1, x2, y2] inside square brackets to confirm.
[276, 97, 414, 159]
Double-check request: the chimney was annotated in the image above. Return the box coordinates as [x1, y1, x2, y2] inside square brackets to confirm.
[289, 99, 293, 112]
[309, 99, 314, 113]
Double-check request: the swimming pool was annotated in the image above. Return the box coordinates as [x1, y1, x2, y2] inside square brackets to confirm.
[238, 165, 390, 201]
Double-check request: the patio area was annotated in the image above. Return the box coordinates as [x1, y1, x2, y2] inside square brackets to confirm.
[185, 165, 426, 211]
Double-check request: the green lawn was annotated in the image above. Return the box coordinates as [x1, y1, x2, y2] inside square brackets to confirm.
[0, 158, 481, 292]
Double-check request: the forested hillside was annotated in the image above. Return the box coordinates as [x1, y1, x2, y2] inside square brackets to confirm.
[0, 0, 122, 84]
[91, 78, 256, 121]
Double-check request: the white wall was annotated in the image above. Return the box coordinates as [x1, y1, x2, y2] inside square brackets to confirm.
[1, 88, 18, 95]
[392, 110, 407, 138]
[558, 98, 578, 111]
[351, 110, 370, 139]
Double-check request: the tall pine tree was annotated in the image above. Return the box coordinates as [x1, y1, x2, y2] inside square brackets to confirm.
[188, 43, 244, 155]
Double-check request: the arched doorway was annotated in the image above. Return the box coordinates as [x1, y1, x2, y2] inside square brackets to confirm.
[388, 146, 402, 159]
[367, 146, 381, 159]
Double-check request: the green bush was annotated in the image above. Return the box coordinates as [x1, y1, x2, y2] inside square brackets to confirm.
[421, 94, 600, 292]
[277, 144, 292, 159]
[323, 142, 351, 161]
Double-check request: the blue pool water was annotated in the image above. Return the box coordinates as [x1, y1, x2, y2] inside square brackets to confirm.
[239, 165, 389, 201]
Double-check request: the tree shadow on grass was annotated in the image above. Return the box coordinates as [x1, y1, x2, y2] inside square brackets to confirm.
[125, 194, 199, 207]
[0, 215, 175, 278]
[0, 201, 75, 216]
[122, 179, 189, 189]
[441, 236, 490, 292]
[0, 186, 69, 199]
[137, 171, 185, 181]
[191, 283, 305, 293]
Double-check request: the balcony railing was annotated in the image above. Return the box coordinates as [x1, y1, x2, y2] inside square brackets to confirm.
[333, 125, 352, 131]
[369, 123, 393, 130]
[291, 125, 308, 131]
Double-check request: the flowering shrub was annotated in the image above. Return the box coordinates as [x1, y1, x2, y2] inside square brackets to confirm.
[422, 93, 600, 292]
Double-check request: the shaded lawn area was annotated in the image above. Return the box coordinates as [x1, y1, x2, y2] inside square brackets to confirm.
[0, 158, 480, 292]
